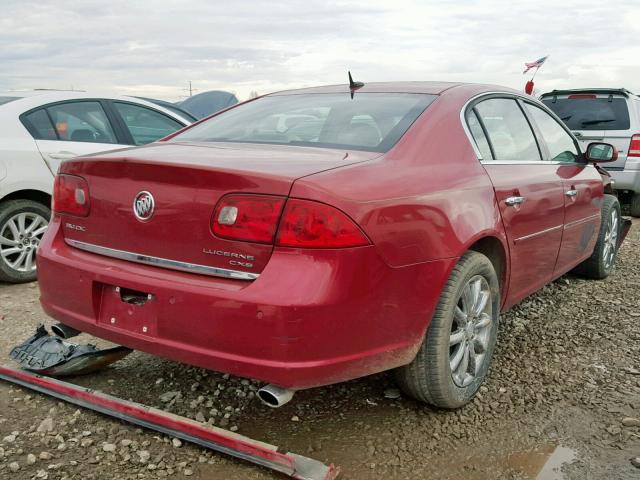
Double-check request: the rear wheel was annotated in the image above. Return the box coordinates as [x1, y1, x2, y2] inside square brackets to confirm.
[630, 193, 640, 218]
[0, 200, 50, 283]
[573, 194, 620, 280]
[395, 251, 500, 408]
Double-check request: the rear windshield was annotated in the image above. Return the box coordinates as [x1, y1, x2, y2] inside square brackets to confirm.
[542, 96, 630, 131]
[0, 96, 22, 106]
[170, 93, 436, 152]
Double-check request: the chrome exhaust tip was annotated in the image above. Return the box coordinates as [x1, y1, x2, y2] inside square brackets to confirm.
[51, 323, 82, 340]
[257, 384, 295, 408]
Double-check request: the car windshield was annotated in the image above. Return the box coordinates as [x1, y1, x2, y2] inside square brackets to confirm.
[542, 96, 630, 131]
[0, 96, 22, 106]
[170, 93, 436, 152]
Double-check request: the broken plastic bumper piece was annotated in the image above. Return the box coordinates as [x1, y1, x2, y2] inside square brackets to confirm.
[4, 327, 339, 478]
[9, 325, 132, 376]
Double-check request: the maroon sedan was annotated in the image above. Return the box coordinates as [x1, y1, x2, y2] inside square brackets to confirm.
[37, 82, 625, 409]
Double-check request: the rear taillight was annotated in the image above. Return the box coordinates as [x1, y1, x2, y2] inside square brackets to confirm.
[568, 94, 597, 99]
[53, 174, 90, 217]
[212, 194, 286, 244]
[275, 199, 370, 248]
[211, 195, 370, 248]
[628, 134, 640, 157]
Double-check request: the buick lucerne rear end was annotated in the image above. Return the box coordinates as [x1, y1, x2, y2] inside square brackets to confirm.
[38, 82, 622, 408]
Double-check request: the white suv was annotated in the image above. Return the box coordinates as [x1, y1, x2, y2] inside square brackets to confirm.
[0, 91, 192, 282]
[541, 88, 640, 217]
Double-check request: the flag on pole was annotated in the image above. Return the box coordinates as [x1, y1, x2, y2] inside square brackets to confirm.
[523, 56, 548, 74]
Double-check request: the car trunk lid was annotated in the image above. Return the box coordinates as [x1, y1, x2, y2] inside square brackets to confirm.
[59, 142, 379, 278]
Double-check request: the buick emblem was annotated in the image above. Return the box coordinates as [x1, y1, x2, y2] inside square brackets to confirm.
[133, 191, 155, 221]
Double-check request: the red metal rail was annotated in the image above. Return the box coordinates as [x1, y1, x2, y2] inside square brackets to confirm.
[0, 366, 339, 480]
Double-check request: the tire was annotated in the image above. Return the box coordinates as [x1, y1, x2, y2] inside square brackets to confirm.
[0, 199, 51, 283]
[573, 194, 621, 280]
[395, 251, 500, 409]
[630, 193, 640, 218]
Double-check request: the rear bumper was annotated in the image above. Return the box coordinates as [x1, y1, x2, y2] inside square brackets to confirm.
[37, 218, 455, 389]
[609, 158, 640, 192]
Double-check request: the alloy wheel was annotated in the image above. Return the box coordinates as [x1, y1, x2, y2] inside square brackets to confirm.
[449, 275, 493, 387]
[0, 212, 49, 273]
[602, 209, 618, 270]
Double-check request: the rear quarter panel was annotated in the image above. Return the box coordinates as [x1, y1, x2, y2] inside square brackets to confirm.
[0, 113, 54, 199]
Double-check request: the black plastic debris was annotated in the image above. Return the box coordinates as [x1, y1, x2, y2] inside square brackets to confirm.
[10, 325, 131, 376]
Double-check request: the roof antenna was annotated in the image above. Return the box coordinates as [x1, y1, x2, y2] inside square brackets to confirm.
[348, 71, 364, 99]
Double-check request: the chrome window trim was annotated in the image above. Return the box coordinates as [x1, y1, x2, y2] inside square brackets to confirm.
[65, 239, 259, 281]
[459, 91, 585, 166]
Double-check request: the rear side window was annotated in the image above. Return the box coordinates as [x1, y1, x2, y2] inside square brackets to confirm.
[171, 93, 436, 153]
[524, 103, 579, 163]
[22, 109, 57, 140]
[475, 99, 541, 161]
[46, 101, 117, 143]
[113, 102, 184, 145]
[465, 110, 493, 159]
[542, 97, 630, 131]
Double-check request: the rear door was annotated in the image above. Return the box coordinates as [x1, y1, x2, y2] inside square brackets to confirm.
[542, 93, 632, 171]
[21, 100, 128, 174]
[522, 101, 603, 276]
[467, 97, 565, 306]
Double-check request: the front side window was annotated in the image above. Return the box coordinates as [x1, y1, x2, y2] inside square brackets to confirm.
[113, 102, 184, 145]
[525, 103, 579, 163]
[46, 101, 116, 144]
[22, 109, 57, 140]
[170, 93, 436, 153]
[475, 98, 541, 161]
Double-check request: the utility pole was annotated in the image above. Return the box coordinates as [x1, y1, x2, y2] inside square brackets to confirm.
[184, 81, 198, 97]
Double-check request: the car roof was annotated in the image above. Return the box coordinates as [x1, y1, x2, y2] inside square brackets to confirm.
[268, 81, 478, 96]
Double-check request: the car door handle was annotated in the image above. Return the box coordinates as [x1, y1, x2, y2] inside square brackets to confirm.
[48, 152, 77, 160]
[505, 196, 525, 206]
[565, 189, 578, 197]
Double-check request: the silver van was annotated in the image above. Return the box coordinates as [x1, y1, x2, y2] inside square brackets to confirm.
[541, 88, 640, 216]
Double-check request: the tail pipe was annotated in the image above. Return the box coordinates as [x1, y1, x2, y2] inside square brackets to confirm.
[51, 323, 82, 340]
[258, 384, 296, 408]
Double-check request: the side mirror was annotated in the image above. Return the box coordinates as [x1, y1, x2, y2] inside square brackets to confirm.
[586, 142, 618, 163]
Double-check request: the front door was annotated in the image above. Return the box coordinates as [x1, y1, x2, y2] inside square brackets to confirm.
[522, 102, 603, 275]
[467, 98, 565, 307]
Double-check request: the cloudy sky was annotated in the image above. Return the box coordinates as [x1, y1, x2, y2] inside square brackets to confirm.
[2, 0, 639, 101]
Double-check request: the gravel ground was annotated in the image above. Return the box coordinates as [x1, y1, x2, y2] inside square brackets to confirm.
[0, 219, 638, 479]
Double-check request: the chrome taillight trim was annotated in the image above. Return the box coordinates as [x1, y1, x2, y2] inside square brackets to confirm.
[65, 239, 259, 281]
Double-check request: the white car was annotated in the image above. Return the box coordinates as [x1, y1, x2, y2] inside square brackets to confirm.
[0, 91, 193, 283]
